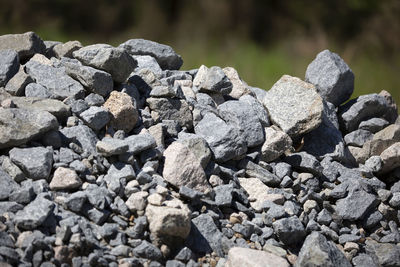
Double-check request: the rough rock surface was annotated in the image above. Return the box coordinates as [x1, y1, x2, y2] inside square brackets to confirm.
[103, 91, 138, 133]
[225, 247, 289, 267]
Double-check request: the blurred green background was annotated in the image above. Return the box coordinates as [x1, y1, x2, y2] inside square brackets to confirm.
[1, 0, 399, 106]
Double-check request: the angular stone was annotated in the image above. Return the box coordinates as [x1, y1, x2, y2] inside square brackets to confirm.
[380, 142, 400, 173]
[163, 142, 210, 193]
[359, 118, 389, 133]
[50, 167, 82, 190]
[344, 129, 373, 147]
[218, 100, 264, 147]
[73, 44, 137, 83]
[0, 49, 19, 87]
[361, 124, 400, 158]
[125, 191, 148, 212]
[147, 97, 193, 129]
[0, 169, 19, 200]
[133, 55, 162, 76]
[352, 254, 378, 267]
[177, 132, 212, 168]
[25, 59, 85, 100]
[263, 75, 323, 138]
[226, 247, 289, 267]
[14, 196, 55, 230]
[9, 147, 53, 180]
[214, 184, 234, 207]
[261, 126, 293, 162]
[4, 66, 33, 96]
[123, 133, 156, 154]
[96, 138, 129, 156]
[85, 93, 105, 106]
[195, 113, 246, 162]
[239, 159, 281, 186]
[305, 49, 354, 106]
[52, 40, 82, 58]
[64, 191, 87, 212]
[295, 232, 351, 267]
[60, 125, 99, 155]
[365, 239, 400, 267]
[336, 190, 379, 221]
[0, 108, 58, 149]
[239, 178, 280, 212]
[193, 65, 232, 95]
[57, 57, 113, 97]
[120, 38, 183, 70]
[186, 214, 234, 257]
[11, 97, 71, 120]
[0, 32, 45, 60]
[79, 106, 109, 131]
[239, 94, 270, 127]
[223, 67, 252, 99]
[103, 91, 138, 133]
[272, 216, 306, 245]
[24, 82, 51, 99]
[284, 152, 323, 176]
[339, 93, 398, 132]
[133, 240, 162, 261]
[146, 202, 191, 240]
[1, 157, 25, 182]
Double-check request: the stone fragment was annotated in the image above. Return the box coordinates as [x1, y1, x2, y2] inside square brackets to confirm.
[193, 65, 232, 95]
[96, 137, 129, 156]
[60, 125, 99, 155]
[146, 202, 191, 241]
[125, 191, 148, 212]
[79, 106, 109, 131]
[284, 152, 323, 176]
[25, 59, 85, 100]
[163, 142, 210, 193]
[365, 239, 400, 267]
[1, 157, 25, 182]
[0, 49, 19, 87]
[195, 113, 246, 162]
[52, 40, 82, 58]
[239, 178, 281, 212]
[263, 75, 323, 138]
[239, 160, 281, 186]
[133, 55, 162, 76]
[186, 214, 234, 257]
[359, 118, 389, 133]
[11, 97, 71, 120]
[24, 82, 51, 98]
[50, 167, 82, 190]
[218, 100, 264, 147]
[0, 32, 45, 60]
[239, 94, 270, 127]
[147, 97, 193, 129]
[9, 147, 53, 180]
[380, 142, 400, 173]
[305, 49, 354, 106]
[261, 126, 293, 162]
[120, 38, 182, 70]
[344, 129, 373, 147]
[352, 254, 378, 267]
[272, 216, 306, 245]
[335, 190, 379, 221]
[4, 66, 33, 96]
[13, 196, 55, 230]
[223, 67, 252, 99]
[85, 93, 104, 106]
[73, 43, 137, 83]
[177, 132, 211, 168]
[295, 232, 351, 267]
[103, 91, 138, 133]
[362, 124, 400, 158]
[225, 247, 289, 267]
[58, 57, 113, 97]
[0, 169, 19, 200]
[123, 133, 157, 154]
[133, 240, 163, 261]
[339, 93, 398, 132]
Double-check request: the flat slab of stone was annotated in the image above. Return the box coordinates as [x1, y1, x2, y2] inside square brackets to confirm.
[13, 196, 55, 230]
[0, 108, 58, 149]
[263, 75, 323, 138]
[226, 247, 289, 267]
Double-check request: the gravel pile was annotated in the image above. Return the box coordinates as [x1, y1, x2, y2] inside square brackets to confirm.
[1, 31, 400, 267]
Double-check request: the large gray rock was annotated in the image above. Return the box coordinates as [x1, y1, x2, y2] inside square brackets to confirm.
[25, 59, 85, 100]
[359, 118, 389, 133]
[193, 65, 233, 95]
[4, 66, 33, 96]
[9, 147, 53, 180]
[73, 44, 137, 83]
[305, 49, 354, 106]
[60, 125, 99, 155]
[0, 32, 45, 60]
[57, 57, 113, 97]
[225, 247, 290, 267]
[335, 189, 379, 221]
[133, 55, 163, 76]
[147, 97, 193, 129]
[218, 100, 264, 147]
[272, 216, 306, 245]
[365, 239, 400, 267]
[0, 49, 19, 87]
[239, 94, 270, 127]
[186, 214, 234, 257]
[96, 137, 129, 157]
[0, 169, 19, 200]
[0, 108, 58, 149]
[123, 133, 157, 154]
[13, 196, 55, 230]
[163, 141, 211, 193]
[263, 75, 323, 138]
[11, 97, 71, 120]
[284, 152, 323, 176]
[194, 113, 246, 162]
[295, 232, 352, 267]
[303, 101, 351, 162]
[79, 106, 109, 131]
[344, 129, 373, 147]
[339, 93, 398, 133]
[119, 38, 183, 70]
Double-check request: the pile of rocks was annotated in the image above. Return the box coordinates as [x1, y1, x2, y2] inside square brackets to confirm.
[0, 32, 399, 267]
